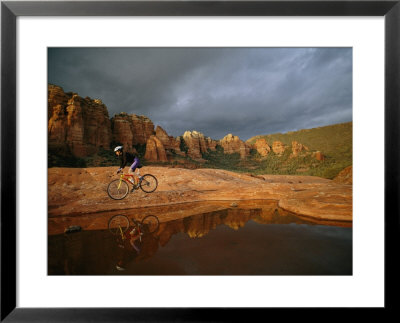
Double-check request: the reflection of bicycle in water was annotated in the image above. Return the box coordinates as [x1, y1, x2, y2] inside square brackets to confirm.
[108, 214, 160, 241]
[107, 172, 158, 200]
[108, 214, 160, 271]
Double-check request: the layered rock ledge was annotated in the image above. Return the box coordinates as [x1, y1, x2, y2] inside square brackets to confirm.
[48, 166, 352, 234]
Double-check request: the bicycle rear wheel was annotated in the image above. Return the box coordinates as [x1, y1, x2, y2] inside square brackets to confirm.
[139, 174, 158, 193]
[107, 179, 129, 200]
[108, 215, 130, 235]
[140, 215, 160, 234]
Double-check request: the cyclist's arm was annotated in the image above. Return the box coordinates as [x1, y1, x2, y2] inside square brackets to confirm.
[119, 153, 128, 169]
[117, 154, 127, 173]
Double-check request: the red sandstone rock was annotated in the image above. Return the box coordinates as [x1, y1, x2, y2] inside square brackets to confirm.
[253, 138, 271, 157]
[290, 141, 309, 158]
[219, 134, 250, 159]
[174, 137, 187, 157]
[313, 151, 325, 161]
[111, 113, 134, 152]
[205, 137, 217, 151]
[272, 141, 286, 155]
[291, 141, 303, 157]
[49, 85, 328, 169]
[130, 114, 155, 145]
[111, 113, 155, 152]
[182, 130, 208, 159]
[48, 85, 112, 157]
[155, 126, 183, 155]
[155, 126, 171, 147]
[47, 166, 352, 234]
[144, 135, 168, 162]
[333, 165, 352, 184]
[48, 84, 70, 120]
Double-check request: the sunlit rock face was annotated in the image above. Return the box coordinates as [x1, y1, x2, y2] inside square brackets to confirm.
[205, 137, 218, 151]
[253, 138, 271, 157]
[144, 135, 168, 162]
[291, 141, 309, 157]
[219, 134, 250, 159]
[272, 141, 286, 155]
[48, 85, 112, 157]
[112, 113, 155, 152]
[182, 130, 209, 160]
[313, 151, 325, 161]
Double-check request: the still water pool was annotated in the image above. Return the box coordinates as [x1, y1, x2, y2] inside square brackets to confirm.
[48, 201, 352, 275]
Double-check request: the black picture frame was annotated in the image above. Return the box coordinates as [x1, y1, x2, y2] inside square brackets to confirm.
[1, 0, 399, 321]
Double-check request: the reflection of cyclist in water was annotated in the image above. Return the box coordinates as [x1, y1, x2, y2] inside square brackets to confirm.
[114, 228, 159, 272]
[115, 227, 142, 271]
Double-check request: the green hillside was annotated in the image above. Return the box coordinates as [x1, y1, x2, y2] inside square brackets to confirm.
[200, 122, 352, 179]
[247, 122, 352, 161]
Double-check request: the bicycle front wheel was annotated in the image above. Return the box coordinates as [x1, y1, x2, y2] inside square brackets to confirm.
[141, 215, 160, 234]
[108, 215, 130, 235]
[139, 174, 158, 193]
[107, 179, 129, 200]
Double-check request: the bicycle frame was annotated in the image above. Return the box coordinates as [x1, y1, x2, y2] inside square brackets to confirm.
[117, 173, 137, 189]
[116, 219, 143, 243]
[117, 172, 147, 190]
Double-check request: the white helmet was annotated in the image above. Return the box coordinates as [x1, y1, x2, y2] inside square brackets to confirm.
[114, 146, 123, 152]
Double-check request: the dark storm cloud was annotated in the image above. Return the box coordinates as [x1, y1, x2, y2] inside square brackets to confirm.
[48, 47, 352, 141]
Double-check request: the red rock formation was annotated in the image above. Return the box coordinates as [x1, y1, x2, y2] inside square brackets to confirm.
[291, 141, 303, 157]
[253, 138, 271, 157]
[130, 114, 155, 145]
[313, 151, 325, 161]
[144, 135, 168, 162]
[48, 84, 70, 120]
[174, 137, 187, 157]
[48, 85, 112, 157]
[111, 113, 155, 152]
[48, 105, 69, 154]
[49, 85, 328, 167]
[205, 137, 217, 151]
[155, 126, 171, 147]
[111, 113, 134, 152]
[290, 141, 309, 157]
[155, 126, 182, 152]
[219, 134, 250, 159]
[182, 130, 210, 159]
[272, 141, 286, 155]
[333, 165, 352, 184]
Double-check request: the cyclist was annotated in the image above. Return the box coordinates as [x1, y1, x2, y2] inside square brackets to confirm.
[115, 228, 142, 271]
[114, 146, 142, 191]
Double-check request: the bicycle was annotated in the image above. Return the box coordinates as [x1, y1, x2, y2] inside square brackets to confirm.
[108, 214, 160, 242]
[107, 171, 158, 200]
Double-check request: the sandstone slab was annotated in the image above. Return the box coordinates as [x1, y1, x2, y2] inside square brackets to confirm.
[48, 166, 352, 234]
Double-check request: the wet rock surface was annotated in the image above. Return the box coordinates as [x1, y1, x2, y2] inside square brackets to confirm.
[48, 201, 352, 275]
[48, 166, 352, 235]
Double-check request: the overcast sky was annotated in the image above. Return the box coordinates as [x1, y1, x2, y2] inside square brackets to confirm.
[48, 47, 352, 141]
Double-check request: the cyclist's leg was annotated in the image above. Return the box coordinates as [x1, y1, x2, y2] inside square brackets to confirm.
[129, 158, 140, 182]
[129, 236, 141, 253]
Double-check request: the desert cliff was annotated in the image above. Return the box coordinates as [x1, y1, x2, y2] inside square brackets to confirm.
[49, 85, 324, 166]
